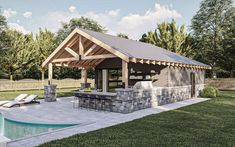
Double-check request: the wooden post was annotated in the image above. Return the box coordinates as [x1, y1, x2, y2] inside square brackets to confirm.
[48, 63, 53, 84]
[41, 68, 45, 88]
[81, 68, 87, 83]
[122, 60, 128, 88]
[102, 69, 108, 92]
[79, 35, 84, 57]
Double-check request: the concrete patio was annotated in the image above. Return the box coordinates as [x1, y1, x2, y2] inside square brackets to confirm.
[0, 97, 209, 147]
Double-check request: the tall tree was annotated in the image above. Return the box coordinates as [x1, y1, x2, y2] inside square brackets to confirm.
[0, 10, 7, 53]
[0, 29, 35, 80]
[140, 20, 192, 57]
[56, 17, 106, 43]
[191, 0, 234, 77]
[34, 28, 57, 80]
[221, 7, 235, 77]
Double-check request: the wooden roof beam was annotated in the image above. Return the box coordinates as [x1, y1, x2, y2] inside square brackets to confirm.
[82, 54, 116, 60]
[150, 60, 156, 65]
[65, 47, 79, 57]
[137, 59, 144, 64]
[84, 44, 97, 56]
[76, 28, 129, 62]
[79, 35, 84, 56]
[156, 61, 161, 65]
[144, 59, 150, 64]
[161, 61, 166, 65]
[55, 63, 69, 67]
[52, 57, 80, 63]
[130, 58, 137, 63]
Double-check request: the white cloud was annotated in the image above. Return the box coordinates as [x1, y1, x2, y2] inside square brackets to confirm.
[23, 11, 32, 18]
[41, 9, 120, 32]
[8, 23, 31, 34]
[108, 9, 120, 17]
[41, 3, 181, 39]
[116, 3, 181, 39]
[69, 6, 76, 13]
[3, 8, 17, 18]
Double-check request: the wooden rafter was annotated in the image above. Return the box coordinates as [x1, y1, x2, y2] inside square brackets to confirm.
[75, 28, 129, 62]
[84, 44, 97, 56]
[150, 60, 156, 65]
[52, 57, 80, 63]
[130, 58, 137, 63]
[65, 47, 79, 57]
[144, 59, 150, 64]
[82, 54, 115, 60]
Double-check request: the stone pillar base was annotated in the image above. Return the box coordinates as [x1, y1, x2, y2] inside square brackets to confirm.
[44, 84, 57, 102]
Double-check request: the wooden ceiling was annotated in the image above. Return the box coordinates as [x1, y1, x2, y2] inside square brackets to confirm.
[49, 34, 117, 69]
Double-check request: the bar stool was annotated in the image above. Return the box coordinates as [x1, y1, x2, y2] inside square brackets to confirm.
[85, 94, 90, 110]
[73, 96, 79, 108]
[100, 96, 106, 111]
[96, 95, 102, 111]
[90, 95, 97, 110]
[78, 97, 83, 108]
[89, 95, 96, 110]
[103, 98, 112, 112]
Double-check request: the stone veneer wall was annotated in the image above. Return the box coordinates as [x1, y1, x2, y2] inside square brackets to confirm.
[76, 84, 204, 113]
[195, 84, 205, 97]
[113, 89, 152, 113]
[151, 85, 191, 107]
[151, 84, 204, 107]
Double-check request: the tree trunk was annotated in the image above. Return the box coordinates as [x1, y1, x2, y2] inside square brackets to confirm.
[10, 74, 13, 90]
[41, 69, 45, 82]
[230, 67, 234, 78]
[212, 69, 217, 79]
[10, 75, 13, 81]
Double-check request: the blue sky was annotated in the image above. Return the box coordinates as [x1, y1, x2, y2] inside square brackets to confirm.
[0, 0, 202, 39]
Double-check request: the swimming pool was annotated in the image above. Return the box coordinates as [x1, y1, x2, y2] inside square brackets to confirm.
[0, 113, 78, 140]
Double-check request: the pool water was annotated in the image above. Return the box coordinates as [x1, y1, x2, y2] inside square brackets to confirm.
[0, 114, 77, 140]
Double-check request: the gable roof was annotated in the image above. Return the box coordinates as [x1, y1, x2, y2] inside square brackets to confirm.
[80, 28, 209, 67]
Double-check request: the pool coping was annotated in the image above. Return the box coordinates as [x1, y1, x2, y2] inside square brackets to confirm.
[6, 97, 210, 147]
[0, 111, 96, 142]
[7, 120, 95, 143]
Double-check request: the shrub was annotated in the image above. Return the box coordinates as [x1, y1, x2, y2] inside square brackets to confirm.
[214, 87, 220, 96]
[201, 86, 217, 98]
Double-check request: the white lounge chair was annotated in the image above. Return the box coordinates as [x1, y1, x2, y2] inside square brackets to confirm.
[3, 94, 39, 108]
[0, 94, 28, 106]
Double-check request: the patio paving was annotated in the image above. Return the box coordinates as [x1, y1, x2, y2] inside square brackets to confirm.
[0, 97, 209, 147]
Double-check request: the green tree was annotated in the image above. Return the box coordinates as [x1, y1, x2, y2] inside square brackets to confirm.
[0, 29, 35, 80]
[191, 0, 234, 77]
[34, 28, 57, 80]
[117, 33, 129, 39]
[0, 10, 7, 53]
[56, 17, 106, 43]
[221, 8, 235, 77]
[140, 20, 192, 57]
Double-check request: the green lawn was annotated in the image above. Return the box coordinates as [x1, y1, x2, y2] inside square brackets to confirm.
[0, 88, 77, 100]
[40, 90, 235, 147]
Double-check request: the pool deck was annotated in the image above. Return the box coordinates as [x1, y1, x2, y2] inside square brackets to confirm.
[0, 97, 209, 147]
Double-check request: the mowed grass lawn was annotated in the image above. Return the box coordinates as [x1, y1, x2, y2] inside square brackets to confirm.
[0, 88, 77, 100]
[40, 90, 235, 147]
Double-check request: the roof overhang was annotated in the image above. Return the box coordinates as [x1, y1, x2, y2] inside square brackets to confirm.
[42, 28, 129, 68]
[42, 28, 210, 70]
